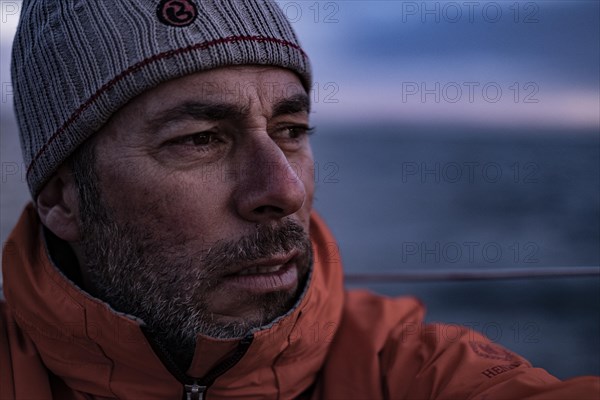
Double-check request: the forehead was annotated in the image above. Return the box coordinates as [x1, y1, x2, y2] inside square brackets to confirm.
[127, 66, 307, 117]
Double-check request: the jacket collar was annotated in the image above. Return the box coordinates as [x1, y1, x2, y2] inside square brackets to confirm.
[2, 204, 344, 398]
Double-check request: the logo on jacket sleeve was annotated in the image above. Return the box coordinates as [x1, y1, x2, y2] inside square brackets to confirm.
[157, 0, 198, 27]
[470, 341, 517, 362]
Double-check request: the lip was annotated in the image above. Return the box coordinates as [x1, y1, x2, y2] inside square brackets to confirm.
[223, 251, 300, 293]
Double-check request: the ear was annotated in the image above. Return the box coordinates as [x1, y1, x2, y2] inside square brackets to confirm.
[36, 165, 81, 242]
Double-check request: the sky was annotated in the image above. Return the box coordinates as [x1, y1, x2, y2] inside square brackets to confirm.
[0, 0, 599, 129]
[282, 0, 600, 129]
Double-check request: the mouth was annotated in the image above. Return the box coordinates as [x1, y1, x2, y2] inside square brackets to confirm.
[237, 264, 287, 275]
[223, 252, 300, 293]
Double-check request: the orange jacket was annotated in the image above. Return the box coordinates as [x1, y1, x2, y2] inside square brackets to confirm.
[1, 204, 599, 399]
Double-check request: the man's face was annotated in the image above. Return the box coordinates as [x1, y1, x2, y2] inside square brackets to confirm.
[73, 67, 315, 350]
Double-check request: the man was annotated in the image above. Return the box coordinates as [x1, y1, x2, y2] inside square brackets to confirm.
[1, 1, 598, 399]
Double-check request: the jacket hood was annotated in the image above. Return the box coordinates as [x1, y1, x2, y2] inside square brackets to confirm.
[2, 204, 344, 399]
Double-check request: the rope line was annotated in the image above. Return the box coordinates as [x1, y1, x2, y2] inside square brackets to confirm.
[344, 266, 600, 282]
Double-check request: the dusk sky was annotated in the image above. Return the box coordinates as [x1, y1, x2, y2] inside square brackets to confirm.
[285, 0, 600, 129]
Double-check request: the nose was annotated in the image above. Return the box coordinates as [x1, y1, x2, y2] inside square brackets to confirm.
[234, 136, 306, 223]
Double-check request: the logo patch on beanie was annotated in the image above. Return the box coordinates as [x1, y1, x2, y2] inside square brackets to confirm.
[157, 0, 198, 27]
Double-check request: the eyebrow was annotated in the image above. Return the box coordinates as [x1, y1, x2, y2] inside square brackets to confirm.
[147, 93, 311, 131]
[272, 93, 311, 117]
[147, 102, 247, 131]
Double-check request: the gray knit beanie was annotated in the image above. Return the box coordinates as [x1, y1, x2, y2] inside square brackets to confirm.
[11, 0, 312, 198]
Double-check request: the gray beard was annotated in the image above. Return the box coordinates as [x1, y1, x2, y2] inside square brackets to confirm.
[71, 146, 312, 369]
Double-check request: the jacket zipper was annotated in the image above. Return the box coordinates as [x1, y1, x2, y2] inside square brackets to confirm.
[142, 327, 254, 400]
[184, 381, 207, 400]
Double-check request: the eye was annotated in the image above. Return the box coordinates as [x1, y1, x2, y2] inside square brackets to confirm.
[169, 132, 220, 147]
[276, 125, 316, 140]
[190, 132, 215, 146]
[287, 126, 312, 139]
[270, 125, 315, 152]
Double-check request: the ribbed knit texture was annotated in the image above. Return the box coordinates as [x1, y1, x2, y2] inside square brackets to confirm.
[11, 0, 312, 197]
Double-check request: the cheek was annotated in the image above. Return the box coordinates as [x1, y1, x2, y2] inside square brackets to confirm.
[97, 156, 234, 240]
[301, 162, 315, 206]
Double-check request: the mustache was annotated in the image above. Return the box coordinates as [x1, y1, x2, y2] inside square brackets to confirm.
[200, 219, 311, 277]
